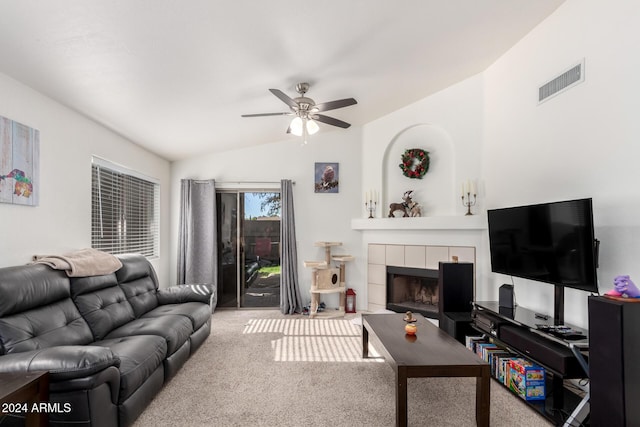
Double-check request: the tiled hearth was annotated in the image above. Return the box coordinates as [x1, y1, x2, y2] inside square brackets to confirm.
[367, 244, 475, 312]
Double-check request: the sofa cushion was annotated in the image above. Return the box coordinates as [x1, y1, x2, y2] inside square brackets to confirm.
[115, 254, 157, 284]
[142, 302, 211, 330]
[0, 264, 70, 317]
[104, 315, 192, 355]
[94, 335, 166, 404]
[0, 299, 94, 354]
[116, 254, 160, 317]
[70, 274, 136, 340]
[0, 263, 95, 354]
[119, 276, 159, 318]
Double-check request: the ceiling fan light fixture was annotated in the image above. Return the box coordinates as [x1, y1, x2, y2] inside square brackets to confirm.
[306, 119, 319, 135]
[289, 117, 319, 137]
[290, 117, 303, 136]
[242, 83, 356, 139]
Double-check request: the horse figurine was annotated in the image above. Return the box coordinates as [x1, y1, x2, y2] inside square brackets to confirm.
[388, 190, 414, 217]
[408, 199, 422, 217]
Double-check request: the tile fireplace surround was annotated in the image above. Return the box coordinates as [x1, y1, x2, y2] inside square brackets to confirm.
[367, 244, 475, 313]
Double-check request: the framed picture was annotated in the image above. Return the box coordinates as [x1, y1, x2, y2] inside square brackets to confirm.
[314, 162, 339, 193]
[0, 116, 40, 206]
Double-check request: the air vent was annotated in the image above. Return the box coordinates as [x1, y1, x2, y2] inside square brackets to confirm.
[538, 59, 585, 104]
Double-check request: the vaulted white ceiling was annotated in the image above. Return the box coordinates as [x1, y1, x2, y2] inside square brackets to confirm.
[0, 1, 564, 161]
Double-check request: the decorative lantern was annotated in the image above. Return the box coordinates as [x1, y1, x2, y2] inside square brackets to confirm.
[345, 288, 356, 313]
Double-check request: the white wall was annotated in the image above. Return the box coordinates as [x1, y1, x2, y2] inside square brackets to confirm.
[169, 128, 363, 307]
[357, 73, 487, 313]
[362, 73, 485, 218]
[482, 0, 640, 327]
[0, 73, 172, 286]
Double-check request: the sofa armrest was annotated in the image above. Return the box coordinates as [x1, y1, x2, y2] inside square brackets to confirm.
[158, 284, 216, 308]
[0, 345, 120, 381]
[49, 366, 121, 405]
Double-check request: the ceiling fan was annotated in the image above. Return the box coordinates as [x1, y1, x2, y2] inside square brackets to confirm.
[241, 82, 357, 142]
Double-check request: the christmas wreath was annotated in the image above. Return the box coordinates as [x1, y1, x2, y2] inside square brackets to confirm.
[399, 148, 430, 179]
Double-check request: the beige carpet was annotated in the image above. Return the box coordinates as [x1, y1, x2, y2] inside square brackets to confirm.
[133, 310, 552, 427]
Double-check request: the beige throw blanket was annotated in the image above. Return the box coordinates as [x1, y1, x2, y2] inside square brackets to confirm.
[33, 248, 123, 277]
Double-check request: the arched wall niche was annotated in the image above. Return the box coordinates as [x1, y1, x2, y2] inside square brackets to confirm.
[381, 123, 455, 217]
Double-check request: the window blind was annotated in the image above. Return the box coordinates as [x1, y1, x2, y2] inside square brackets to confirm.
[91, 158, 159, 258]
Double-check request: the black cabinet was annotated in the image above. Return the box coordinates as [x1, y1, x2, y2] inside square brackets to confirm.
[589, 296, 640, 426]
[438, 262, 474, 313]
[438, 262, 474, 344]
[440, 311, 474, 344]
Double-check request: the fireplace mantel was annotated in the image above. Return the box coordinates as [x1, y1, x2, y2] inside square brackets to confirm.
[351, 214, 486, 231]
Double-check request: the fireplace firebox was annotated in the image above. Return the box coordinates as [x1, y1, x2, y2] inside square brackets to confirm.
[386, 262, 475, 321]
[386, 266, 440, 319]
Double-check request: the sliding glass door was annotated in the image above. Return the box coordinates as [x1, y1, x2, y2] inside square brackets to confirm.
[217, 190, 281, 308]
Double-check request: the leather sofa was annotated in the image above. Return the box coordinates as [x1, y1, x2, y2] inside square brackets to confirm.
[0, 254, 215, 427]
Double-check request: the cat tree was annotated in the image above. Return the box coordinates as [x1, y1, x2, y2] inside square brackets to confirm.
[303, 242, 354, 318]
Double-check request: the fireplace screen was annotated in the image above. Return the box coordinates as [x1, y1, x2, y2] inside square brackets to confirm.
[386, 266, 440, 318]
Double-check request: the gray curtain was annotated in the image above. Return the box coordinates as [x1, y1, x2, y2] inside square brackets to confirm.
[177, 179, 218, 287]
[280, 179, 303, 314]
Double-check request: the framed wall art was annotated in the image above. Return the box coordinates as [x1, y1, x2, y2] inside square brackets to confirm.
[0, 115, 40, 206]
[314, 162, 339, 193]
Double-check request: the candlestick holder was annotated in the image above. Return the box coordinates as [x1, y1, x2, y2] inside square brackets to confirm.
[365, 200, 377, 218]
[461, 192, 476, 216]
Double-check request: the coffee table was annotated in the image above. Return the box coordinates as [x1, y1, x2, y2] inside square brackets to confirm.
[0, 371, 49, 427]
[362, 313, 490, 426]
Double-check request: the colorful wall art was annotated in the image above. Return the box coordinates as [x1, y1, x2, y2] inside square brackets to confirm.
[314, 162, 339, 193]
[0, 116, 40, 206]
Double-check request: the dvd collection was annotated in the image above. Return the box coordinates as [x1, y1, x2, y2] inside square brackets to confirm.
[466, 335, 546, 401]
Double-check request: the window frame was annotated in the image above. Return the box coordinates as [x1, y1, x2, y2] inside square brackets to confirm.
[91, 156, 160, 258]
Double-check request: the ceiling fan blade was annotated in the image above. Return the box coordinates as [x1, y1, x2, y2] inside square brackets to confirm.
[313, 114, 351, 129]
[313, 98, 357, 112]
[241, 112, 293, 117]
[269, 89, 298, 109]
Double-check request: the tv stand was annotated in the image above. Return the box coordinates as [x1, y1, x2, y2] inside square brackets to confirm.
[471, 301, 589, 426]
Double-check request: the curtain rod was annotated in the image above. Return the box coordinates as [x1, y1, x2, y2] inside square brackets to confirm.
[188, 180, 294, 185]
[216, 181, 294, 185]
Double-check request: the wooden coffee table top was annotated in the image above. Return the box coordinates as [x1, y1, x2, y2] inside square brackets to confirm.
[363, 313, 486, 368]
[0, 371, 49, 404]
[0, 371, 49, 427]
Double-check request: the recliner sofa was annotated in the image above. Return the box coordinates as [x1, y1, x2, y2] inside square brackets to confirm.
[0, 254, 215, 426]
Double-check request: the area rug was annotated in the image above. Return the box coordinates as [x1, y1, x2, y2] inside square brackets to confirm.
[133, 310, 551, 426]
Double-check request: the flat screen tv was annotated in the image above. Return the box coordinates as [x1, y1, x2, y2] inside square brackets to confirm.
[487, 198, 598, 294]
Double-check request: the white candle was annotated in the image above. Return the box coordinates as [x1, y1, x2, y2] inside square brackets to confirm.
[366, 191, 369, 201]
[470, 180, 476, 195]
[461, 183, 464, 197]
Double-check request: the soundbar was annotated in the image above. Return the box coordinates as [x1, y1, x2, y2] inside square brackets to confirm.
[499, 325, 584, 377]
